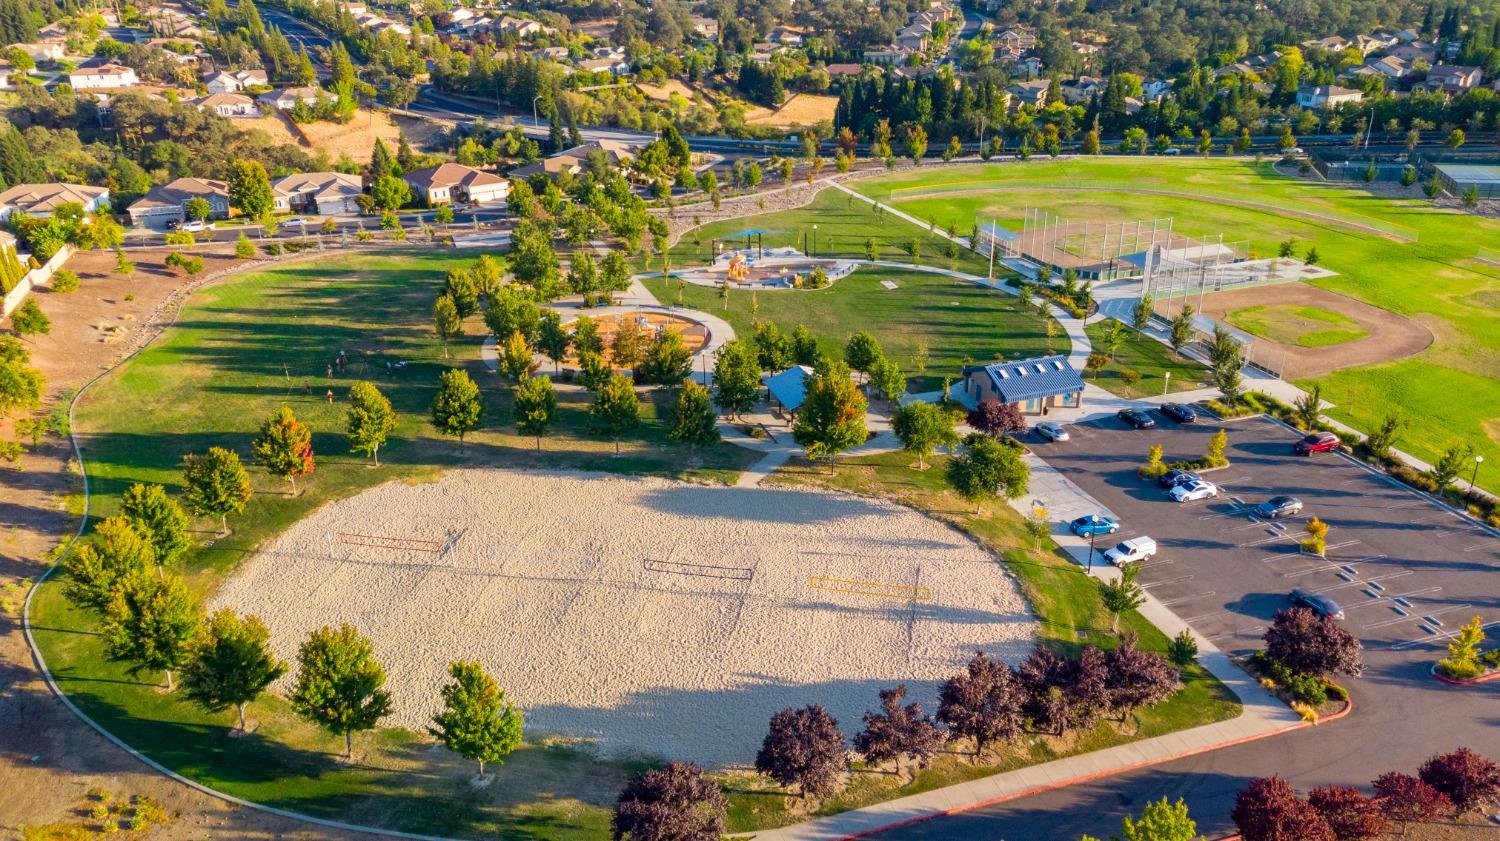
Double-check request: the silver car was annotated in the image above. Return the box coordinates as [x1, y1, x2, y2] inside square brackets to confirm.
[1035, 421, 1069, 442]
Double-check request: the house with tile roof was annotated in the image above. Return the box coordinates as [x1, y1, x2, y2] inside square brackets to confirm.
[0, 183, 110, 221]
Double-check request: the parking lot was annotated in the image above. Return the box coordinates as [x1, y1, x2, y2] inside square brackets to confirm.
[1034, 412, 1500, 661]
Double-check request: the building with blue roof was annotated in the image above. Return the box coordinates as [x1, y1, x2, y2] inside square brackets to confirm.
[960, 354, 1084, 415]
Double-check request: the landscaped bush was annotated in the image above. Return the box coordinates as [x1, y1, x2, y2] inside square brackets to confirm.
[1284, 672, 1328, 706]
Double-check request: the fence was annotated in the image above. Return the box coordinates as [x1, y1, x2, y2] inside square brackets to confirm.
[3, 244, 76, 318]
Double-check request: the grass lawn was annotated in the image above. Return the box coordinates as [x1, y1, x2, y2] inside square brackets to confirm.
[1225, 304, 1369, 348]
[643, 267, 1060, 393]
[729, 450, 1240, 832]
[668, 188, 998, 277]
[30, 248, 758, 838]
[853, 158, 1500, 491]
[1084, 319, 1212, 399]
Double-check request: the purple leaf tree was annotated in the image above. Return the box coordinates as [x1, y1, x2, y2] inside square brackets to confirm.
[1231, 776, 1335, 841]
[1017, 646, 1074, 736]
[936, 651, 1025, 756]
[1307, 785, 1385, 841]
[854, 684, 944, 774]
[755, 705, 847, 799]
[1418, 747, 1500, 816]
[1105, 633, 1181, 725]
[1264, 607, 1364, 678]
[967, 401, 1026, 438]
[1371, 772, 1449, 825]
[612, 761, 728, 841]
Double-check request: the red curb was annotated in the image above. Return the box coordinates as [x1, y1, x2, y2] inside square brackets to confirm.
[1432, 665, 1500, 686]
[833, 699, 1352, 841]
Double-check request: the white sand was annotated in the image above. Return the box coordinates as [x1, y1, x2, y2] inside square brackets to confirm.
[212, 469, 1036, 767]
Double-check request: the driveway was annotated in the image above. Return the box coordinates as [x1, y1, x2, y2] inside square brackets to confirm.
[881, 412, 1500, 838]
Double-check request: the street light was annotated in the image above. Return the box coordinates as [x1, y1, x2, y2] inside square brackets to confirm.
[1472, 454, 1485, 491]
[812, 224, 818, 258]
[1087, 524, 1098, 571]
[1163, 370, 1171, 396]
[531, 95, 544, 127]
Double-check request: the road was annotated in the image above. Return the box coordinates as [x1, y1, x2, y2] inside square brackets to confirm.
[879, 415, 1500, 839]
[122, 209, 512, 248]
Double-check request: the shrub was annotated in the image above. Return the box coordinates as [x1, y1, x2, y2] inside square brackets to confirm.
[51, 269, 79, 292]
[1292, 702, 1318, 723]
[1285, 672, 1327, 706]
[1323, 681, 1348, 702]
[1167, 629, 1198, 667]
[262, 242, 283, 256]
[1121, 370, 1142, 385]
[1436, 658, 1485, 680]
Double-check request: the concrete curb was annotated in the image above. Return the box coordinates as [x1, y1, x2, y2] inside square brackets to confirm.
[21, 250, 469, 841]
[828, 698, 1353, 841]
[1431, 664, 1500, 686]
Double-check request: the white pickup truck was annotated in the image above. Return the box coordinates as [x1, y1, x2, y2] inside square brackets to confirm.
[1103, 536, 1157, 566]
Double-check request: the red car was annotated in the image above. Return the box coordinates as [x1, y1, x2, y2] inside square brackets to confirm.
[1294, 431, 1341, 455]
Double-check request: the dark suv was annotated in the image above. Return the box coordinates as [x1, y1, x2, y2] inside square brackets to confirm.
[1159, 403, 1197, 423]
[1118, 408, 1157, 429]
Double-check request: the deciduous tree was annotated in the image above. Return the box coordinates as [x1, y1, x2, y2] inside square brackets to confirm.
[589, 373, 640, 453]
[1098, 565, 1147, 631]
[669, 381, 719, 451]
[346, 381, 396, 465]
[1118, 797, 1203, 841]
[431, 369, 483, 444]
[1264, 607, 1364, 678]
[712, 340, 760, 419]
[10, 299, 49, 342]
[891, 401, 957, 470]
[946, 433, 1028, 513]
[252, 406, 314, 495]
[512, 373, 556, 451]
[183, 447, 252, 534]
[1307, 786, 1385, 841]
[967, 401, 1025, 438]
[853, 685, 943, 774]
[1372, 772, 1449, 825]
[180, 609, 287, 733]
[101, 571, 199, 690]
[63, 516, 155, 614]
[228, 159, 274, 217]
[1105, 633, 1180, 724]
[291, 624, 394, 763]
[1419, 748, 1500, 815]
[793, 360, 868, 469]
[755, 705, 846, 799]
[428, 660, 524, 778]
[843, 331, 882, 380]
[1232, 776, 1334, 841]
[612, 761, 728, 841]
[499, 330, 534, 382]
[936, 652, 1024, 755]
[433, 294, 462, 359]
[120, 483, 190, 571]
[639, 330, 692, 385]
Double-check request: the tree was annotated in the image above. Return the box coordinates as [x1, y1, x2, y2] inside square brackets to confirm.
[1294, 384, 1322, 429]
[1204, 428, 1229, 467]
[484, 288, 542, 345]
[1098, 565, 1146, 631]
[1429, 444, 1472, 489]
[853, 685, 943, 774]
[754, 705, 846, 799]
[1105, 633, 1180, 723]
[906, 124, 928, 164]
[290, 624, 394, 763]
[590, 374, 641, 454]
[101, 571, 198, 690]
[1167, 630, 1199, 668]
[428, 660, 524, 779]
[1307, 786, 1385, 841]
[444, 269, 479, 318]
[793, 361, 868, 469]
[843, 331, 883, 380]
[347, 381, 396, 466]
[499, 330, 533, 382]
[639, 330, 693, 385]
[1016, 646, 1075, 736]
[967, 401, 1025, 438]
[1372, 772, 1449, 826]
[180, 610, 287, 733]
[891, 401, 957, 470]
[712, 340, 760, 419]
[1118, 797, 1203, 841]
[10, 299, 49, 342]
[1364, 412, 1404, 460]
[609, 317, 648, 372]
[120, 483, 190, 571]
[1439, 615, 1486, 677]
[1168, 306, 1195, 355]
[669, 381, 719, 451]
[1418, 748, 1500, 815]
[537, 311, 570, 372]
[612, 761, 728, 841]
[1232, 776, 1334, 841]
[946, 433, 1028, 513]
[936, 651, 1024, 755]
[1099, 319, 1128, 361]
[1445, 128, 1465, 149]
[184, 196, 212, 221]
[1264, 607, 1364, 678]
[503, 373, 556, 452]
[63, 517, 155, 614]
[235, 232, 255, 259]
[433, 294, 462, 358]
[371, 174, 411, 211]
[182, 447, 252, 535]
[252, 406, 314, 495]
[228, 159, 274, 217]
[753, 322, 795, 372]
[432, 369, 482, 444]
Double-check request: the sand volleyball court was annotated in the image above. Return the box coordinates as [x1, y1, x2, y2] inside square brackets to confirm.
[212, 469, 1036, 766]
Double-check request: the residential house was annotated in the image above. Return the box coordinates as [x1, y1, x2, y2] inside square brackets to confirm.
[769, 27, 803, 47]
[1394, 28, 1421, 43]
[1059, 76, 1105, 105]
[257, 86, 335, 111]
[1354, 55, 1409, 81]
[1421, 65, 1483, 94]
[0, 183, 110, 221]
[1072, 41, 1101, 58]
[689, 16, 718, 40]
[403, 163, 510, 206]
[126, 177, 230, 226]
[1301, 35, 1350, 52]
[1355, 33, 1398, 55]
[578, 56, 630, 74]
[195, 92, 260, 117]
[67, 63, 138, 89]
[1007, 78, 1050, 108]
[1012, 56, 1044, 77]
[205, 68, 268, 93]
[961, 355, 1084, 416]
[895, 23, 931, 52]
[863, 47, 908, 65]
[1141, 78, 1173, 101]
[533, 46, 569, 62]
[1296, 84, 1364, 109]
[1387, 41, 1436, 65]
[271, 171, 364, 215]
[824, 62, 864, 78]
[497, 15, 547, 37]
[9, 42, 65, 63]
[995, 27, 1036, 51]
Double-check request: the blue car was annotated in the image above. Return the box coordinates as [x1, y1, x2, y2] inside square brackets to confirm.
[1070, 514, 1121, 538]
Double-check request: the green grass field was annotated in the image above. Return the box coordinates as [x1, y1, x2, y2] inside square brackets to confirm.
[644, 267, 1059, 393]
[1084, 319, 1211, 398]
[30, 249, 759, 837]
[854, 159, 1500, 489]
[1225, 304, 1369, 348]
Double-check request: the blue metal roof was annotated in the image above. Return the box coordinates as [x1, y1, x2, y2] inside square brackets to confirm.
[962, 354, 1083, 404]
[762, 365, 814, 410]
[721, 228, 784, 239]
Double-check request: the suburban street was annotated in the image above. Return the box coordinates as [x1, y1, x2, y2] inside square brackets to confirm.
[881, 414, 1500, 839]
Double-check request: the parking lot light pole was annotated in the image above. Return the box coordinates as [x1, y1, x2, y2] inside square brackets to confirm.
[1088, 527, 1097, 571]
[1473, 455, 1484, 491]
[1163, 370, 1171, 396]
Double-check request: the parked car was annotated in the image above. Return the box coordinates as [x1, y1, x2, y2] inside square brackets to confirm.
[1103, 536, 1157, 566]
[284, 217, 312, 227]
[1294, 431, 1341, 455]
[1157, 469, 1201, 489]
[180, 219, 216, 232]
[1253, 496, 1303, 519]
[1070, 514, 1120, 537]
[1170, 480, 1219, 502]
[1291, 587, 1345, 620]
[1118, 408, 1157, 429]
[1035, 421, 1070, 442]
[1159, 403, 1197, 423]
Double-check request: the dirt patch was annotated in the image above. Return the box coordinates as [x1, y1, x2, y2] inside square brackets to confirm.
[240, 108, 407, 162]
[745, 93, 838, 128]
[1195, 282, 1433, 379]
[0, 247, 376, 840]
[635, 79, 705, 103]
[211, 469, 1036, 767]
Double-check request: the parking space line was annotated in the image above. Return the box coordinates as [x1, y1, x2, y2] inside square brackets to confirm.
[1315, 572, 1414, 594]
[1183, 610, 1233, 625]
[1243, 534, 1288, 547]
[1160, 592, 1215, 607]
[1281, 562, 1349, 578]
[1364, 604, 1471, 629]
[1392, 621, 1500, 650]
[1141, 575, 1196, 590]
